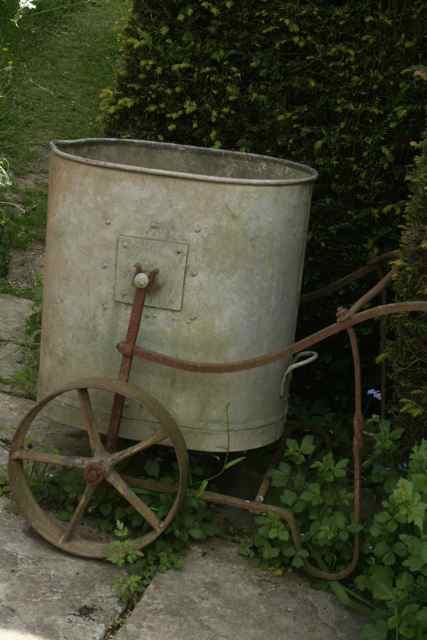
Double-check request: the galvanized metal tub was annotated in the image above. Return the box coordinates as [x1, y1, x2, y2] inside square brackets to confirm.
[39, 139, 317, 452]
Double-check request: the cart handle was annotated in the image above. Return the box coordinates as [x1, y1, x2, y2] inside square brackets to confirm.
[280, 351, 318, 397]
[117, 300, 427, 374]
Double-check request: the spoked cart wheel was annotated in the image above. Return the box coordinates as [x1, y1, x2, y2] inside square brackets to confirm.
[8, 377, 189, 559]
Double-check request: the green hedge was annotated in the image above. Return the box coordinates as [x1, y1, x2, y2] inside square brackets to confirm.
[390, 113, 427, 450]
[102, 0, 427, 294]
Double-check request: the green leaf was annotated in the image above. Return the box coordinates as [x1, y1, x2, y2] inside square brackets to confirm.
[416, 608, 427, 626]
[300, 435, 315, 455]
[196, 479, 209, 497]
[281, 490, 297, 506]
[313, 139, 325, 153]
[361, 620, 389, 640]
[222, 456, 246, 472]
[278, 528, 290, 542]
[370, 566, 394, 601]
[56, 510, 71, 522]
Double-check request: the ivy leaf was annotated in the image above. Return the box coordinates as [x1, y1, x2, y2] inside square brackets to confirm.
[369, 566, 394, 601]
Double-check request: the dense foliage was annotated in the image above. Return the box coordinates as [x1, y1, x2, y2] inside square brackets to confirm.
[242, 430, 427, 640]
[102, 0, 427, 295]
[389, 114, 427, 450]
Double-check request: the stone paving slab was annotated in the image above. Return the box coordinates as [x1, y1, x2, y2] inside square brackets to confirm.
[0, 392, 40, 448]
[0, 391, 89, 457]
[0, 295, 33, 344]
[0, 294, 33, 395]
[115, 539, 363, 640]
[7, 241, 45, 290]
[0, 343, 25, 392]
[0, 496, 125, 640]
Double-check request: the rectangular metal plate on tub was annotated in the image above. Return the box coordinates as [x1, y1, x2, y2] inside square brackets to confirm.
[115, 235, 189, 311]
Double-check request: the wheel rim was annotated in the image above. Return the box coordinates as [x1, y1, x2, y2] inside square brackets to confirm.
[8, 377, 189, 559]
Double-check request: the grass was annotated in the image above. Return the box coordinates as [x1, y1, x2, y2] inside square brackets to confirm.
[1, 0, 130, 174]
[0, 0, 129, 294]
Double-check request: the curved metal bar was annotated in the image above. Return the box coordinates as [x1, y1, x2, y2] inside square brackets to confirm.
[303, 327, 363, 581]
[126, 301, 427, 374]
[337, 270, 394, 321]
[300, 250, 399, 304]
[280, 351, 319, 398]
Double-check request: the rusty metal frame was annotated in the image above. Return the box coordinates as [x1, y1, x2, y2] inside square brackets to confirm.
[9, 251, 425, 577]
[108, 253, 427, 581]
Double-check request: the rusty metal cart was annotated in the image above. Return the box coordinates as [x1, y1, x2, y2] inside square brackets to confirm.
[7, 140, 427, 581]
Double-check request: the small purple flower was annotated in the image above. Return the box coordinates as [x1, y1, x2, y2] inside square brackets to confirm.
[367, 388, 382, 401]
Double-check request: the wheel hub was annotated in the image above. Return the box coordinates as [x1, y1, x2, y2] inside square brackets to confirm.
[84, 462, 106, 486]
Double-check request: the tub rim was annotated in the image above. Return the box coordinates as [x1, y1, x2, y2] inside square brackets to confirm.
[50, 138, 318, 187]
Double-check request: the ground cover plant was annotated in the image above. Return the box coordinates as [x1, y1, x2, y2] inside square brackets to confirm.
[241, 425, 427, 640]
[23, 412, 427, 638]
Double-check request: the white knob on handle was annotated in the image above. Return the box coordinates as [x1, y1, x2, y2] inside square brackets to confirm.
[134, 272, 150, 289]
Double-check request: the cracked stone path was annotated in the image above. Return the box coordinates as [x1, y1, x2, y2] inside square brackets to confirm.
[115, 540, 363, 640]
[0, 376, 363, 640]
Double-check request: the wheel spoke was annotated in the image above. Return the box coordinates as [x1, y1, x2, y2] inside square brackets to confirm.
[59, 484, 95, 544]
[109, 430, 167, 466]
[78, 389, 104, 453]
[108, 470, 162, 532]
[11, 449, 88, 468]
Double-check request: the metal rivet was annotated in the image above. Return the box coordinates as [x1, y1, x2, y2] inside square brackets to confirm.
[105, 219, 111, 226]
[122, 241, 128, 248]
[191, 271, 198, 277]
[102, 263, 108, 269]
[194, 225, 201, 233]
